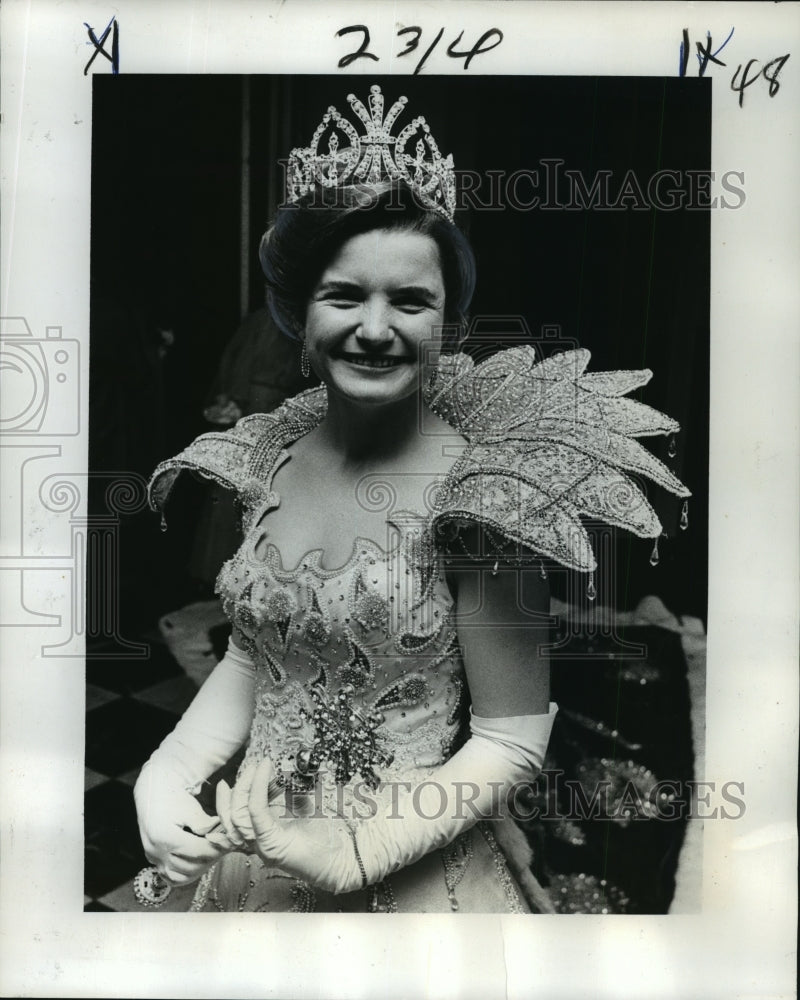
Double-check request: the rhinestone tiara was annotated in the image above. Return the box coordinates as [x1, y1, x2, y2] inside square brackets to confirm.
[286, 84, 456, 222]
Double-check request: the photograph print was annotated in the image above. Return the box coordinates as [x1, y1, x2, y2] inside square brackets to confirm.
[85, 72, 710, 915]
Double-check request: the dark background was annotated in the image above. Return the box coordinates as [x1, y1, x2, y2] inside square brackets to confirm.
[89, 74, 710, 633]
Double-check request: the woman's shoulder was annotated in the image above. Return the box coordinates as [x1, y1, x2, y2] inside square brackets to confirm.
[147, 386, 327, 514]
[417, 409, 469, 475]
[429, 346, 690, 573]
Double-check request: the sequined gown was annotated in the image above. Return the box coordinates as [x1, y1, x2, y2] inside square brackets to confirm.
[149, 348, 690, 913]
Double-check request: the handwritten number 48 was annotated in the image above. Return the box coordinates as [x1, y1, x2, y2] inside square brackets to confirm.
[337, 24, 503, 74]
[730, 55, 790, 107]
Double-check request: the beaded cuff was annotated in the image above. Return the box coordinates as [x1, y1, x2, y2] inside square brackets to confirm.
[148, 347, 690, 574]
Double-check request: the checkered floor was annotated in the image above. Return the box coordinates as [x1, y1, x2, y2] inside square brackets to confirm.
[84, 634, 210, 912]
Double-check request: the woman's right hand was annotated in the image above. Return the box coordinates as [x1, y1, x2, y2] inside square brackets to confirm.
[134, 760, 237, 886]
[214, 758, 361, 893]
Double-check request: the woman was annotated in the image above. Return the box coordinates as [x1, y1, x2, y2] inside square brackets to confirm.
[134, 85, 689, 913]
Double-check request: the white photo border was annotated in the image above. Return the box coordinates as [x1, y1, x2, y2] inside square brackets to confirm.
[1, 2, 797, 998]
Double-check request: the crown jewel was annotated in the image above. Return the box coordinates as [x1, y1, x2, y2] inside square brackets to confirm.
[286, 84, 456, 221]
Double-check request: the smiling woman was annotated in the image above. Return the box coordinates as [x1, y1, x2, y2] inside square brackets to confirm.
[303, 227, 445, 405]
[134, 83, 689, 914]
[260, 177, 476, 345]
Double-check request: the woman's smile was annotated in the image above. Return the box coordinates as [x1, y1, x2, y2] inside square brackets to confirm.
[336, 350, 412, 370]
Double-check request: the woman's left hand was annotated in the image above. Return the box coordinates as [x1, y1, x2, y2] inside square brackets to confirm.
[217, 757, 358, 892]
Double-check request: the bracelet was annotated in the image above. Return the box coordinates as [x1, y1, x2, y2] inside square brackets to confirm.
[133, 866, 172, 907]
[350, 830, 368, 890]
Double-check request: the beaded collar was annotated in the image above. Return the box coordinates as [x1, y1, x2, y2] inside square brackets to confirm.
[148, 346, 690, 574]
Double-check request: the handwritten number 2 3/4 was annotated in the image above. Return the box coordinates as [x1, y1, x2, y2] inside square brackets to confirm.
[336, 24, 503, 74]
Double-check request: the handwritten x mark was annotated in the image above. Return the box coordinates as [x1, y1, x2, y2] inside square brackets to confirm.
[83, 17, 119, 76]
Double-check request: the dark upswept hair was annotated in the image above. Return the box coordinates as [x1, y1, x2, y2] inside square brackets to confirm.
[259, 180, 476, 345]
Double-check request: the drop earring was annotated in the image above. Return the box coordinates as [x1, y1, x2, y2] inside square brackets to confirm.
[301, 340, 310, 378]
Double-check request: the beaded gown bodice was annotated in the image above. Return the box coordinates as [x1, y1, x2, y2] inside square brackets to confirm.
[216, 497, 466, 807]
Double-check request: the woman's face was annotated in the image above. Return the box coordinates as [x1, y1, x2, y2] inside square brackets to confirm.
[304, 228, 446, 408]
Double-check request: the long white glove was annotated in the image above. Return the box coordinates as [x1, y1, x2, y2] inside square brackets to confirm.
[133, 638, 255, 885]
[226, 703, 557, 894]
